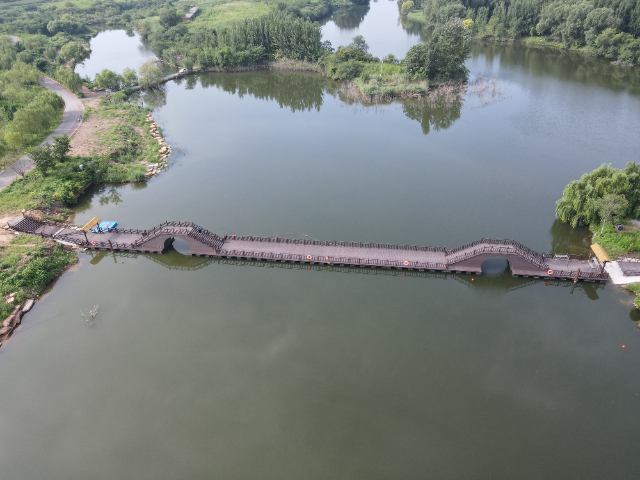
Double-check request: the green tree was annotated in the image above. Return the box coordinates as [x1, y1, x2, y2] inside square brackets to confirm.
[59, 42, 88, 63]
[401, 1, 416, 15]
[52, 134, 71, 163]
[3, 90, 63, 150]
[556, 163, 640, 227]
[0, 62, 41, 86]
[29, 144, 55, 174]
[335, 36, 376, 62]
[0, 36, 17, 71]
[423, 0, 466, 27]
[159, 8, 181, 29]
[181, 58, 194, 71]
[47, 15, 85, 35]
[138, 59, 162, 88]
[595, 194, 628, 233]
[121, 67, 138, 87]
[94, 69, 122, 91]
[44, 45, 57, 62]
[55, 66, 82, 92]
[404, 18, 471, 81]
[138, 20, 152, 39]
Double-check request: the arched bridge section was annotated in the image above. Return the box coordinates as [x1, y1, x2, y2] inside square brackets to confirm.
[7, 218, 608, 282]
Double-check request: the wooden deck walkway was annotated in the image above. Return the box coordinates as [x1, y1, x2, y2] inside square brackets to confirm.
[8, 218, 609, 282]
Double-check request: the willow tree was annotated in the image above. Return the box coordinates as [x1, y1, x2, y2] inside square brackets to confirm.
[556, 163, 640, 228]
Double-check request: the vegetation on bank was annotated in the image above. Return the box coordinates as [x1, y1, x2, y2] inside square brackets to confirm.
[318, 19, 470, 98]
[0, 58, 64, 169]
[556, 163, 640, 258]
[624, 282, 640, 309]
[80, 95, 162, 169]
[399, 0, 640, 66]
[0, 28, 89, 85]
[556, 163, 640, 308]
[1, 0, 473, 101]
[0, 91, 165, 328]
[0, 140, 141, 216]
[0, 234, 76, 321]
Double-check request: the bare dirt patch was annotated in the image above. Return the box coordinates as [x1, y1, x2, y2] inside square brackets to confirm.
[0, 214, 22, 246]
[70, 98, 136, 157]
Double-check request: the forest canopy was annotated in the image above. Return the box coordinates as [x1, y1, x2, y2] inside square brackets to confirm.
[400, 0, 640, 64]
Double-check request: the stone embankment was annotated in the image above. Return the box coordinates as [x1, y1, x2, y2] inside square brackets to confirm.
[144, 112, 171, 179]
[0, 298, 34, 346]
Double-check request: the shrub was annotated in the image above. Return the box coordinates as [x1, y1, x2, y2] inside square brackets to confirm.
[128, 167, 147, 183]
[335, 60, 365, 80]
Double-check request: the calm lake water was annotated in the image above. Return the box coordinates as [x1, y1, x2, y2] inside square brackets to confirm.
[2, 3, 640, 479]
[74, 28, 156, 80]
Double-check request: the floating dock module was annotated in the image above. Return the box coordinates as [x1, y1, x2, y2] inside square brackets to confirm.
[82, 217, 101, 232]
[91, 221, 117, 233]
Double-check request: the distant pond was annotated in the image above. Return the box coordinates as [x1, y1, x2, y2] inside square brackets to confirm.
[74, 28, 156, 80]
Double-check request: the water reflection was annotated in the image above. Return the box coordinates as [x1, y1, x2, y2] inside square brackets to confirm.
[156, 70, 464, 133]
[399, 15, 428, 38]
[548, 219, 593, 255]
[133, 85, 168, 110]
[83, 248, 605, 299]
[98, 187, 123, 206]
[471, 42, 640, 95]
[401, 90, 464, 135]
[325, 5, 371, 29]
[199, 71, 337, 112]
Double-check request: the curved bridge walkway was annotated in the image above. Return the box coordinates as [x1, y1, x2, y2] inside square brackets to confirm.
[8, 218, 608, 282]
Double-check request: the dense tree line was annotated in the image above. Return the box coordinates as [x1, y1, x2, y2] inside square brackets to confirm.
[0, 0, 163, 35]
[0, 38, 67, 163]
[0, 71, 65, 160]
[145, 12, 327, 70]
[400, 0, 640, 64]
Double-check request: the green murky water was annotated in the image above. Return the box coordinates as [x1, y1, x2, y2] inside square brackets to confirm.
[2, 3, 640, 478]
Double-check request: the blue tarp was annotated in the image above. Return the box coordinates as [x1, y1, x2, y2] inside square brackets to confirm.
[91, 221, 117, 233]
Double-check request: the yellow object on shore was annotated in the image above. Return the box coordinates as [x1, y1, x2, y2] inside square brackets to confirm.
[591, 244, 611, 263]
[82, 217, 101, 232]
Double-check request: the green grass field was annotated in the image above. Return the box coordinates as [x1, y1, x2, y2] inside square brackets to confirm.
[186, 0, 267, 31]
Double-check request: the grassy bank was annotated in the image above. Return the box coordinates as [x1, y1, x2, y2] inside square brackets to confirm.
[591, 223, 640, 259]
[73, 96, 163, 170]
[0, 232, 76, 322]
[0, 96, 168, 332]
[590, 223, 640, 307]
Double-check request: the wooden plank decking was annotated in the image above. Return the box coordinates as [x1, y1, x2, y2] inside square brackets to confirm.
[7, 218, 609, 282]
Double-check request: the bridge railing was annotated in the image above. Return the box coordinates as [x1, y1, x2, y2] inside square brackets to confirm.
[445, 244, 550, 270]
[542, 253, 592, 261]
[230, 235, 447, 252]
[446, 238, 543, 259]
[219, 249, 448, 270]
[549, 270, 609, 280]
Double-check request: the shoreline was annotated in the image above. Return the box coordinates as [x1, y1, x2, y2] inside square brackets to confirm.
[0, 34, 636, 345]
[0, 103, 171, 347]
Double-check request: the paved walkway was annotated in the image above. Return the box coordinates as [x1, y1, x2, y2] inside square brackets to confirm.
[605, 262, 640, 285]
[0, 76, 84, 191]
